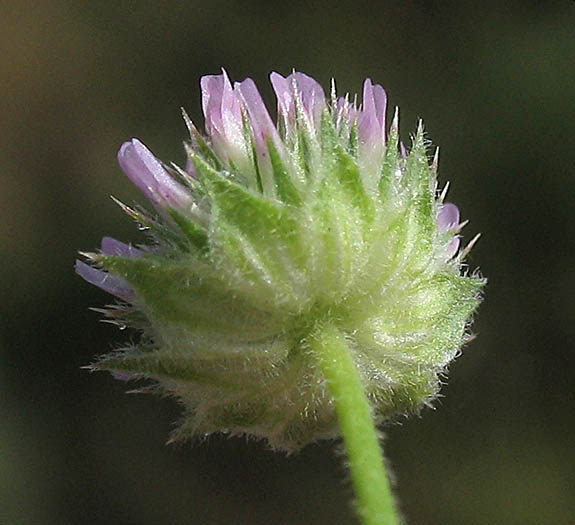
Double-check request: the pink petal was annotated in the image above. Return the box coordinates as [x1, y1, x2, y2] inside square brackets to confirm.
[101, 237, 143, 258]
[270, 71, 326, 129]
[446, 237, 461, 258]
[371, 83, 387, 129]
[201, 70, 242, 139]
[235, 77, 279, 150]
[358, 79, 387, 147]
[200, 71, 249, 170]
[75, 260, 134, 302]
[201, 74, 226, 135]
[438, 202, 460, 233]
[270, 72, 294, 120]
[118, 139, 192, 212]
[292, 72, 326, 124]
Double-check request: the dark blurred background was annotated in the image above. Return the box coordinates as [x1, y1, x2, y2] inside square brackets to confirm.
[1, 0, 574, 523]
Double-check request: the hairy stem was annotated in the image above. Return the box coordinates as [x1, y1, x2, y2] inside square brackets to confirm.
[310, 322, 400, 525]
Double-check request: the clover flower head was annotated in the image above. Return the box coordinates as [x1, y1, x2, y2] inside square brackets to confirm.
[77, 70, 484, 452]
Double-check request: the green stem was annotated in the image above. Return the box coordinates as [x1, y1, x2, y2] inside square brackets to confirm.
[310, 322, 400, 525]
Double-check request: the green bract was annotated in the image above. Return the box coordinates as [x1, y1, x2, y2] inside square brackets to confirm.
[77, 71, 484, 452]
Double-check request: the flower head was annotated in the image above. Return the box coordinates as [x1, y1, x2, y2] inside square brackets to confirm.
[78, 71, 484, 451]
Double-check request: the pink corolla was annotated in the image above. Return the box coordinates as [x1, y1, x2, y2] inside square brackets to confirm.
[118, 139, 192, 213]
[76, 237, 142, 301]
[438, 202, 462, 257]
[270, 71, 326, 133]
[200, 71, 249, 173]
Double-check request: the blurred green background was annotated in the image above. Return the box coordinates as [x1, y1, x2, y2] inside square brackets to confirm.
[1, 0, 574, 523]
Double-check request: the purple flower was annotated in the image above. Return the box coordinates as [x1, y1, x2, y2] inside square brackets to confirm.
[76, 237, 142, 301]
[438, 202, 460, 232]
[357, 79, 387, 176]
[357, 78, 387, 149]
[200, 70, 250, 172]
[101, 236, 143, 258]
[270, 71, 326, 134]
[80, 70, 472, 307]
[75, 261, 134, 302]
[438, 202, 461, 257]
[118, 139, 192, 213]
[77, 69, 484, 459]
[235, 77, 281, 149]
[234, 77, 286, 187]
